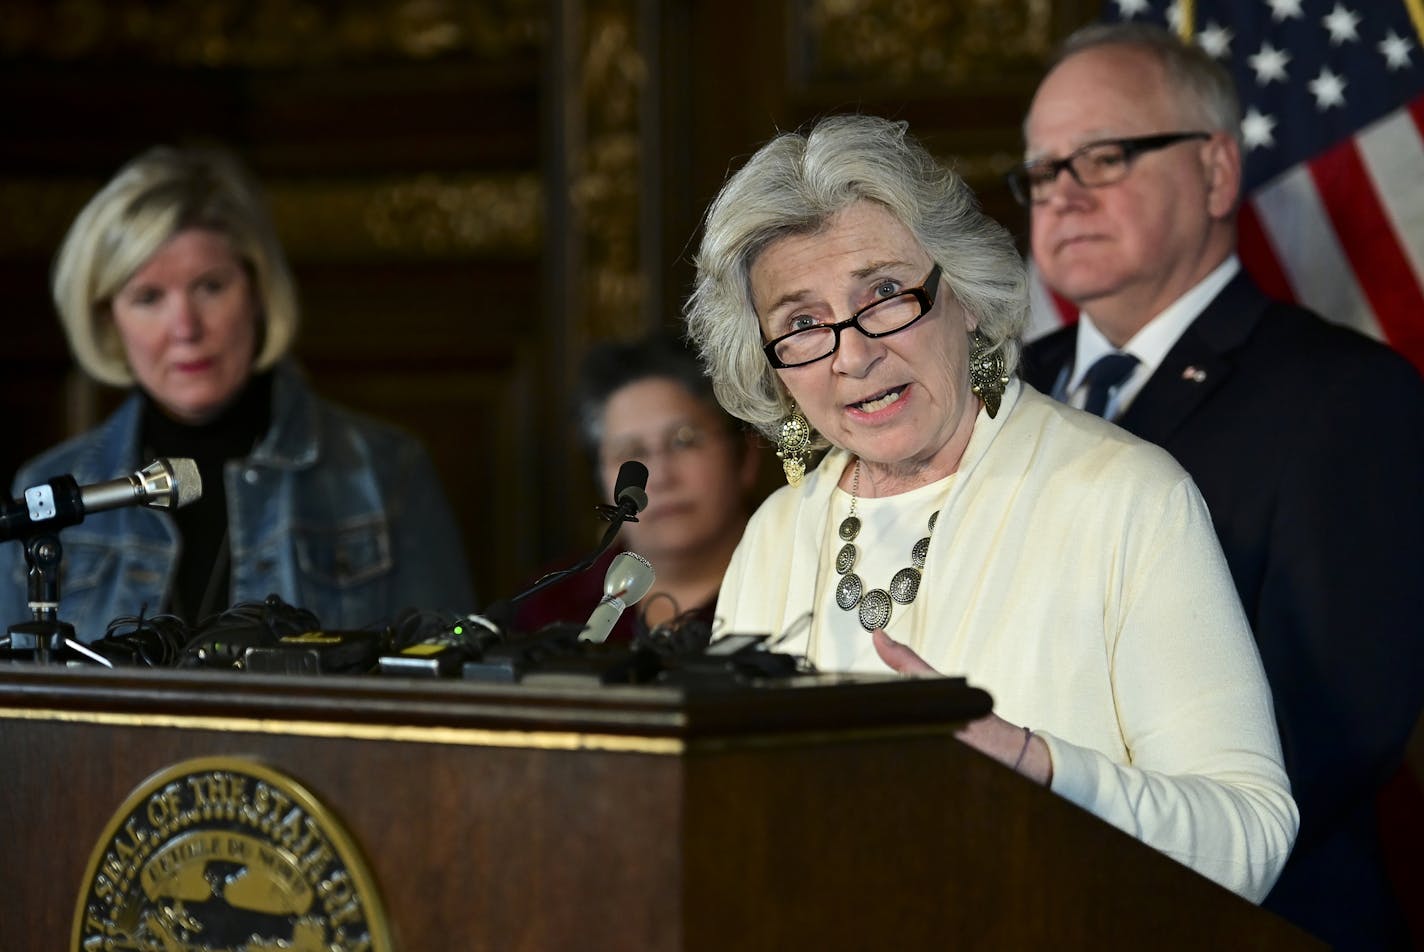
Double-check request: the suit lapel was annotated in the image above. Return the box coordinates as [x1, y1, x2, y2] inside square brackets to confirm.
[1116, 273, 1268, 445]
[1020, 324, 1077, 397]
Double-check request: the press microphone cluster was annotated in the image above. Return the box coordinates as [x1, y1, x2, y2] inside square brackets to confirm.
[0, 458, 202, 543]
[492, 459, 651, 619]
[393, 459, 654, 679]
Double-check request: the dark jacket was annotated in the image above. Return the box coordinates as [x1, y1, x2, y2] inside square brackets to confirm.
[1023, 272, 1424, 950]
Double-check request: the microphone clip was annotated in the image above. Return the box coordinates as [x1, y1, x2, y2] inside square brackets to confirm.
[593, 502, 640, 524]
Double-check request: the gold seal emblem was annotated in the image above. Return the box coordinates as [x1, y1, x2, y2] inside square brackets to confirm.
[71, 757, 392, 952]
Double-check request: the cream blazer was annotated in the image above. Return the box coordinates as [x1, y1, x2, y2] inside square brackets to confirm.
[716, 379, 1297, 902]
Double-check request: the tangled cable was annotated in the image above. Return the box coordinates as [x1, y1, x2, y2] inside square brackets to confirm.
[94, 610, 191, 667]
[177, 594, 322, 668]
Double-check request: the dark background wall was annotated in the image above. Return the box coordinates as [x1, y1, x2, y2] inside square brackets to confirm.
[0, 0, 1097, 605]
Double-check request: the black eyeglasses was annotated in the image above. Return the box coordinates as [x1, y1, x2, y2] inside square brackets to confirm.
[1004, 131, 1211, 207]
[762, 264, 943, 369]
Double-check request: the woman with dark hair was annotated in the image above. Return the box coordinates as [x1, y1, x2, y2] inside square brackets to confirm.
[515, 333, 759, 641]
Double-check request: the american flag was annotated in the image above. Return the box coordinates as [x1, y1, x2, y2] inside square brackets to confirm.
[1028, 0, 1424, 374]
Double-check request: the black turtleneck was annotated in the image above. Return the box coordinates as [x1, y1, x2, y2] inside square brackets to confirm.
[140, 372, 273, 624]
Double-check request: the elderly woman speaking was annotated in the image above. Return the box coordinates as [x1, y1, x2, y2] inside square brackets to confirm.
[684, 115, 1296, 902]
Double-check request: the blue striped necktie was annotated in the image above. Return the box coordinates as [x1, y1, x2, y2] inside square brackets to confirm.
[1081, 352, 1139, 418]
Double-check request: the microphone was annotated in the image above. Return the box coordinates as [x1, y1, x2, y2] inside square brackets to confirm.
[497, 459, 652, 614]
[451, 458, 650, 668]
[76, 458, 202, 514]
[612, 460, 649, 519]
[579, 551, 655, 644]
[0, 458, 202, 543]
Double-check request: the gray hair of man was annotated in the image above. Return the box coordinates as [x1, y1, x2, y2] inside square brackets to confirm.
[51, 145, 299, 387]
[1045, 22, 1243, 149]
[683, 114, 1028, 446]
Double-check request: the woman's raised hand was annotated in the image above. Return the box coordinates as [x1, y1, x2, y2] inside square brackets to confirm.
[873, 628, 1052, 785]
[870, 629, 938, 676]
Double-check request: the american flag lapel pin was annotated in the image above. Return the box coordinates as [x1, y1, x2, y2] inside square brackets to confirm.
[1181, 366, 1208, 384]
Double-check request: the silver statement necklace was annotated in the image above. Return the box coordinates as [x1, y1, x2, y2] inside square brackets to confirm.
[834, 461, 939, 632]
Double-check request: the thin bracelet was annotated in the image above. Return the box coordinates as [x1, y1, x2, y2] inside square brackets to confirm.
[1011, 726, 1033, 773]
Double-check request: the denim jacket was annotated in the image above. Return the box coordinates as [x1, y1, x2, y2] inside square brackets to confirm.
[0, 362, 474, 642]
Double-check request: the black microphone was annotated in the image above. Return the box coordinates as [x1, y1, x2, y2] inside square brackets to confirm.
[612, 460, 649, 519]
[0, 458, 202, 543]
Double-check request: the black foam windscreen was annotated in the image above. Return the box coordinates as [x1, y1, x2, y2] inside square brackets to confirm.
[613, 460, 649, 514]
[613, 460, 648, 498]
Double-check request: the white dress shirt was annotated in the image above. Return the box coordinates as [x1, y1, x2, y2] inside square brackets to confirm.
[1059, 256, 1241, 420]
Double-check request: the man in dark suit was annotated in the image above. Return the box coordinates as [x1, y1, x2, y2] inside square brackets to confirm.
[1014, 23, 1424, 950]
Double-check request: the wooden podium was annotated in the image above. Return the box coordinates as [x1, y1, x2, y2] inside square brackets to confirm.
[0, 663, 1318, 950]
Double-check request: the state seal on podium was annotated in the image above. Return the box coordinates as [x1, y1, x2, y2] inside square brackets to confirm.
[71, 756, 392, 951]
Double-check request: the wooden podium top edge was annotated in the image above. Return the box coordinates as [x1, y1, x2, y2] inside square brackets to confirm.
[0, 662, 993, 745]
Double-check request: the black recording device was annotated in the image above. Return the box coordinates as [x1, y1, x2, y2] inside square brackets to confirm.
[458, 621, 584, 683]
[245, 629, 390, 676]
[364, 608, 482, 677]
[667, 633, 802, 680]
[177, 595, 324, 669]
[517, 639, 665, 687]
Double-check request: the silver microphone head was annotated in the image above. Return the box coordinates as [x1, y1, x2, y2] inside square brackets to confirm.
[579, 551, 657, 644]
[137, 458, 202, 510]
[604, 551, 655, 605]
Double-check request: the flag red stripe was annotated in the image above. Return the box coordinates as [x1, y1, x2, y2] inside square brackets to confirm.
[1049, 287, 1077, 325]
[1308, 136, 1424, 372]
[1237, 201, 1297, 305]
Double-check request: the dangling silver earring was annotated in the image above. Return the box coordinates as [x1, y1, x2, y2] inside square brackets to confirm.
[776, 405, 812, 487]
[968, 329, 1008, 419]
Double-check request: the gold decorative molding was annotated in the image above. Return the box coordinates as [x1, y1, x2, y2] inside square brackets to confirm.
[0, 0, 544, 65]
[797, 0, 1056, 86]
[269, 173, 543, 259]
[0, 173, 542, 260]
[4, 706, 686, 753]
[3, 705, 959, 754]
[568, 0, 648, 342]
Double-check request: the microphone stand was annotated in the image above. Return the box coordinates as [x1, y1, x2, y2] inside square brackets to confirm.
[508, 505, 638, 609]
[464, 498, 641, 650]
[460, 459, 648, 654]
[2, 530, 105, 665]
[0, 459, 196, 664]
